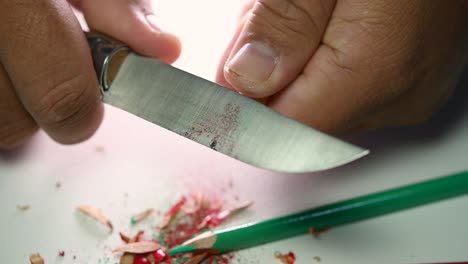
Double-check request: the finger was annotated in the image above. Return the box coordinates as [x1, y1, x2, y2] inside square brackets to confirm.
[350, 77, 456, 132]
[215, 0, 253, 89]
[74, 0, 181, 63]
[0, 65, 38, 150]
[0, 0, 103, 144]
[268, 1, 425, 134]
[222, 0, 336, 98]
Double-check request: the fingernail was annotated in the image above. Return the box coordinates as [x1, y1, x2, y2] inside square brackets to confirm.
[145, 14, 161, 32]
[225, 42, 278, 89]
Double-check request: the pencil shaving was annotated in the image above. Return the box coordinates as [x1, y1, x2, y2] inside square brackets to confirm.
[185, 253, 208, 264]
[119, 232, 132, 243]
[120, 230, 144, 244]
[229, 200, 253, 214]
[198, 200, 253, 229]
[17, 205, 31, 211]
[113, 241, 160, 254]
[182, 193, 208, 214]
[29, 253, 44, 264]
[131, 208, 155, 225]
[77, 205, 113, 231]
[119, 253, 134, 264]
[157, 197, 186, 229]
[274, 251, 296, 264]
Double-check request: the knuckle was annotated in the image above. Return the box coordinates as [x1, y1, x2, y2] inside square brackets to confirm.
[34, 73, 94, 128]
[319, 42, 356, 77]
[0, 118, 37, 150]
[248, 0, 323, 52]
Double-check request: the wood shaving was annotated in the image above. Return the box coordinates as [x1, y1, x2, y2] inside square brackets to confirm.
[198, 200, 253, 229]
[185, 253, 208, 264]
[182, 193, 208, 214]
[157, 197, 186, 229]
[29, 253, 44, 264]
[119, 232, 132, 244]
[17, 205, 31, 211]
[112, 241, 160, 254]
[77, 205, 113, 231]
[226, 200, 253, 216]
[274, 251, 296, 264]
[119, 253, 134, 264]
[119, 230, 144, 243]
[131, 208, 155, 225]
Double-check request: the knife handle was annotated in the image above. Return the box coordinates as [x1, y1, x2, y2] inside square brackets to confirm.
[85, 31, 130, 91]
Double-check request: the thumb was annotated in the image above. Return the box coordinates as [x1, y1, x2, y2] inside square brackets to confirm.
[75, 0, 181, 64]
[222, 0, 335, 98]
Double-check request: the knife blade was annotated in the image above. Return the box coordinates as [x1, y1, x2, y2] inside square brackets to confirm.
[86, 32, 369, 173]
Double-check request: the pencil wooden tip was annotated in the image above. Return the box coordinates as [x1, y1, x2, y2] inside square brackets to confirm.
[182, 231, 217, 249]
[167, 230, 217, 256]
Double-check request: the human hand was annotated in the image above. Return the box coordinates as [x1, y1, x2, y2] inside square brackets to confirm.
[216, 0, 468, 134]
[0, 0, 180, 149]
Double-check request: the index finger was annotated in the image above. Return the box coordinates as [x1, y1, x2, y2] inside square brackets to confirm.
[0, 0, 103, 144]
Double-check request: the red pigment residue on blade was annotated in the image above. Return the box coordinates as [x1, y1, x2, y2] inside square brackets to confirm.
[114, 193, 250, 264]
[275, 251, 296, 264]
[183, 103, 240, 154]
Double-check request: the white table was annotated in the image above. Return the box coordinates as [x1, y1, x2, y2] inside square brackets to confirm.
[1, 1, 467, 263]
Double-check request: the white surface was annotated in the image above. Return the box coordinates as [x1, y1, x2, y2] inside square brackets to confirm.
[1, 1, 468, 263]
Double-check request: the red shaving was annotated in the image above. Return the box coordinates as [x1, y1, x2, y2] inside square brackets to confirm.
[157, 194, 244, 263]
[134, 255, 150, 264]
[198, 201, 252, 229]
[58, 250, 65, 257]
[157, 197, 187, 229]
[113, 193, 250, 264]
[151, 249, 168, 262]
[275, 251, 296, 264]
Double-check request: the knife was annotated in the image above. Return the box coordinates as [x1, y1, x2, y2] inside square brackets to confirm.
[86, 32, 369, 173]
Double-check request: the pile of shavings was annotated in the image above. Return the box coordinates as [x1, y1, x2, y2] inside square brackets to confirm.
[113, 193, 252, 264]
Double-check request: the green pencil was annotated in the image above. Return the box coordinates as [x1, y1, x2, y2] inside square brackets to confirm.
[168, 170, 468, 255]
